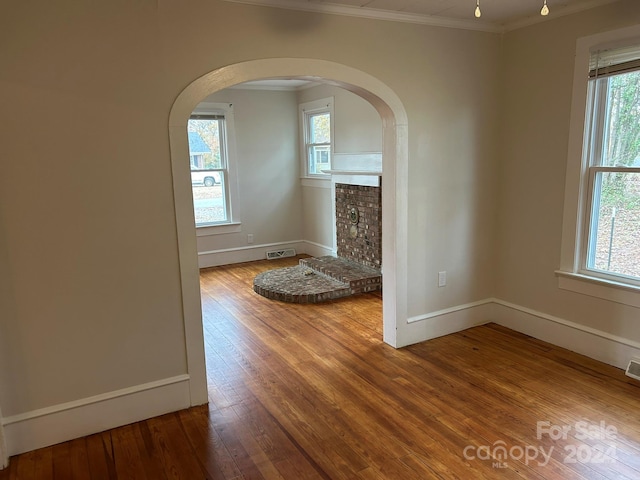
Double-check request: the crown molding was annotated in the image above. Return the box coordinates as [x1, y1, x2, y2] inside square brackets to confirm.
[503, 0, 621, 32]
[222, 0, 503, 33]
[224, 0, 624, 34]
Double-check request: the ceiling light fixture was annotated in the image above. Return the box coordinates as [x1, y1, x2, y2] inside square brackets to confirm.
[541, 0, 550, 16]
[474, 0, 550, 19]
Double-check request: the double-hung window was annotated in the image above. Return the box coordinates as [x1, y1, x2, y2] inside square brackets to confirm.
[187, 103, 236, 227]
[581, 45, 640, 285]
[300, 97, 333, 177]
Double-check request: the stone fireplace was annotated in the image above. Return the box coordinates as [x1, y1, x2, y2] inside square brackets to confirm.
[335, 183, 382, 269]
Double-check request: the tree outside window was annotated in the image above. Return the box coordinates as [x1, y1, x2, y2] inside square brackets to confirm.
[585, 56, 640, 281]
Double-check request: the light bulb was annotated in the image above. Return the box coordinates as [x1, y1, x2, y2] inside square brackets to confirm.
[475, 1, 481, 18]
[541, 1, 549, 16]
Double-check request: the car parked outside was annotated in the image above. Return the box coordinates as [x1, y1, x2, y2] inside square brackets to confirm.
[191, 170, 221, 187]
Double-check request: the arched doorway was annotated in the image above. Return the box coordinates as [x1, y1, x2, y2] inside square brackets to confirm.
[169, 58, 408, 405]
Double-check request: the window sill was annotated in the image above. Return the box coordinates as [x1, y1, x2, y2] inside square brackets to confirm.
[301, 177, 331, 188]
[196, 222, 242, 237]
[555, 270, 640, 308]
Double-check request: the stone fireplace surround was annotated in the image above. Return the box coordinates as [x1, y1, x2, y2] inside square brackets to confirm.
[335, 182, 381, 269]
[253, 154, 382, 303]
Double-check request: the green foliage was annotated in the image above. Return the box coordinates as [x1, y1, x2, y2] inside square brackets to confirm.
[310, 113, 330, 143]
[604, 71, 640, 167]
[600, 173, 640, 211]
[599, 70, 640, 211]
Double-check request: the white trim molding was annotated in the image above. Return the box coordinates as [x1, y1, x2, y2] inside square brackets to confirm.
[1, 375, 191, 456]
[402, 298, 640, 372]
[302, 240, 335, 258]
[556, 271, 640, 309]
[198, 240, 334, 268]
[223, 0, 618, 34]
[299, 96, 334, 179]
[399, 299, 493, 347]
[558, 24, 640, 309]
[223, 0, 501, 33]
[492, 299, 640, 371]
[196, 222, 242, 237]
[169, 58, 409, 383]
[301, 177, 331, 189]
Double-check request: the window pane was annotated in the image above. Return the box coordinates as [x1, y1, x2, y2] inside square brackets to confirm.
[308, 145, 331, 175]
[310, 113, 330, 144]
[588, 171, 640, 278]
[192, 174, 227, 225]
[601, 71, 640, 167]
[188, 118, 228, 225]
[188, 119, 223, 169]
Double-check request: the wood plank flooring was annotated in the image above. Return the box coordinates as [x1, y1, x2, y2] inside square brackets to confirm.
[2, 256, 640, 479]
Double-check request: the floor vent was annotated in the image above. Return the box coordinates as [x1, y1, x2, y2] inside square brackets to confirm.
[266, 248, 296, 260]
[625, 358, 640, 381]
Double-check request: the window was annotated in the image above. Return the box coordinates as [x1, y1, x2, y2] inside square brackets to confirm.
[300, 97, 333, 177]
[581, 45, 640, 285]
[187, 103, 237, 228]
[559, 26, 640, 306]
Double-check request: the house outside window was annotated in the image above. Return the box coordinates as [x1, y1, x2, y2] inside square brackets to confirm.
[300, 97, 333, 177]
[187, 103, 237, 227]
[188, 132, 209, 170]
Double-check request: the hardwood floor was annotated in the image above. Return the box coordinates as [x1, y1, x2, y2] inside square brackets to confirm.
[2, 256, 640, 479]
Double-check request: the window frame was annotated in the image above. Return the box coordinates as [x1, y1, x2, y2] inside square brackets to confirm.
[189, 102, 240, 232]
[558, 25, 640, 307]
[579, 69, 640, 287]
[299, 97, 334, 179]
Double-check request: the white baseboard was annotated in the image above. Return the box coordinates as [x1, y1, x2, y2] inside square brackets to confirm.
[401, 297, 640, 372]
[301, 240, 334, 258]
[399, 299, 493, 347]
[198, 240, 334, 268]
[1, 375, 191, 456]
[198, 241, 305, 268]
[492, 299, 640, 370]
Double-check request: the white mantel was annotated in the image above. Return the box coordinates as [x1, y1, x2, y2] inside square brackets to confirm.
[324, 170, 381, 187]
[324, 152, 382, 187]
[326, 153, 382, 255]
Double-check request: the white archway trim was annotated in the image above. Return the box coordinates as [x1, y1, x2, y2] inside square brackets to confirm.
[169, 58, 408, 405]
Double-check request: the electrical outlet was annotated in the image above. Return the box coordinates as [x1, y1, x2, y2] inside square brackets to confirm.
[438, 271, 447, 287]
[247, 234, 254, 244]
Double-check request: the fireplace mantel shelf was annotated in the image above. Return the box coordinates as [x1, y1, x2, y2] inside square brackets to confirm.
[322, 170, 382, 176]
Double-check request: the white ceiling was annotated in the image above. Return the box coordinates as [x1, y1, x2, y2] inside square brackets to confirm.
[224, 0, 620, 32]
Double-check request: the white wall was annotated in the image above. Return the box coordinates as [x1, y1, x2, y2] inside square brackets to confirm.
[496, 1, 640, 348]
[297, 84, 383, 252]
[0, 0, 498, 455]
[5, 0, 636, 458]
[298, 83, 382, 153]
[194, 88, 302, 265]
[194, 83, 384, 262]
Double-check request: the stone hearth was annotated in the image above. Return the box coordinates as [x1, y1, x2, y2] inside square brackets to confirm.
[253, 256, 381, 304]
[254, 154, 382, 303]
